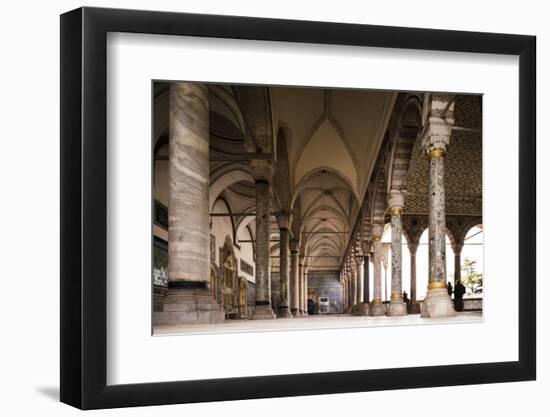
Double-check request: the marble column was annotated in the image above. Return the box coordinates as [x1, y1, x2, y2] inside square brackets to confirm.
[420, 118, 456, 318]
[155, 82, 224, 326]
[370, 224, 386, 316]
[355, 255, 364, 304]
[289, 239, 300, 317]
[277, 213, 292, 318]
[303, 265, 309, 316]
[350, 262, 357, 306]
[341, 272, 348, 313]
[408, 242, 420, 313]
[388, 191, 407, 316]
[251, 160, 276, 320]
[362, 242, 371, 304]
[298, 258, 304, 316]
[453, 243, 464, 285]
[345, 263, 352, 312]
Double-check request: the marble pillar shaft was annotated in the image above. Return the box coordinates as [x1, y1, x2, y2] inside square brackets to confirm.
[372, 238, 382, 302]
[279, 228, 290, 308]
[428, 154, 447, 285]
[298, 262, 304, 312]
[363, 255, 370, 302]
[290, 249, 299, 313]
[356, 259, 364, 303]
[254, 180, 271, 304]
[351, 267, 357, 305]
[303, 268, 308, 314]
[454, 252, 462, 284]
[390, 213, 403, 299]
[168, 82, 210, 283]
[410, 249, 417, 302]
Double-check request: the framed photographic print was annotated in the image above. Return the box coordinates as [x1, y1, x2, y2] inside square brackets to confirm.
[60, 6, 536, 410]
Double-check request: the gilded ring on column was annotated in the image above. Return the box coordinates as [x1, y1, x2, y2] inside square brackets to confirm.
[390, 207, 403, 216]
[427, 148, 446, 159]
[428, 281, 447, 290]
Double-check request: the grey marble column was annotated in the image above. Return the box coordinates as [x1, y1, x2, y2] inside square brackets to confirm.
[303, 265, 309, 316]
[250, 160, 276, 320]
[388, 191, 407, 316]
[350, 262, 357, 306]
[341, 272, 348, 313]
[277, 213, 292, 318]
[420, 118, 456, 318]
[370, 224, 386, 316]
[355, 255, 364, 304]
[453, 243, 463, 285]
[362, 241, 371, 304]
[289, 239, 300, 317]
[155, 82, 224, 326]
[298, 258, 304, 316]
[408, 242, 420, 313]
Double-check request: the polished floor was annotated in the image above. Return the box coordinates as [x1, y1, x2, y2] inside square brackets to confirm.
[153, 311, 483, 336]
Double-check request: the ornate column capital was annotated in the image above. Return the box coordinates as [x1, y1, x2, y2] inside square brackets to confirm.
[289, 238, 300, 253]
[361, 240, 372, 256]
[420, 118, 453, 156]
[276, 210, 291, 230]
[408, 242, 419, 256]
[452, 242, 464, 255]
[388, 190, 405, 216]
[249, 159, 273, 183]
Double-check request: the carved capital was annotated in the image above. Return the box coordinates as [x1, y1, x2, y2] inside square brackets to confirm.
[276, 210, 291, 230]
[420, 117, 453, 154]
[408, 242, 418, 256]
[289, 238, 300, 253]
[388, 190, 405, 212]
[361, 240, 372, 255]
[249, 159, 273, 182]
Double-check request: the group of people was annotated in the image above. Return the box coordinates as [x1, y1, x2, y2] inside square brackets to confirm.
[401, 280, 467, 312]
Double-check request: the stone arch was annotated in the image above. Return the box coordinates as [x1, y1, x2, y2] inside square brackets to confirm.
[459, 218, 484, 243]
[211, 196, 236, 243]
[209, 85, 255, 150]
[209, 165, 254, 212]
[388, 96, 423, 193]
[273, 127, 292, 211]
[370, 170, 388, 224]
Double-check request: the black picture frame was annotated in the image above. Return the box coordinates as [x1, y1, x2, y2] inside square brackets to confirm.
[60, 6, 536, 410]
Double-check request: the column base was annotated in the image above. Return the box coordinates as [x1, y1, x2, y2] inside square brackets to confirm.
[277, 306, 293, 318]
[252, 303, 276, 320]
[369, 302, 386, 316]
[354, 302, 370, 316]
[291, 308, 301, 317]
[408, 301, 421, 314]
[302, 311, 308, 317]
[420, 288, 457, 318]
[388, 301, 408, 316]
[153, 288, 224, 326]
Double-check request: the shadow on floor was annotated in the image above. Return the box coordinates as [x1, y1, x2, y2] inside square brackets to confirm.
[35, 386, 59, 401]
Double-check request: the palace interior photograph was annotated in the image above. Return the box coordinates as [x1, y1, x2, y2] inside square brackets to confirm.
[151, 82, 483, 334]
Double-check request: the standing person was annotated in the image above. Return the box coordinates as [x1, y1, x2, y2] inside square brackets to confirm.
[447, 281, 453, 297]
[454, 281, 466, 312]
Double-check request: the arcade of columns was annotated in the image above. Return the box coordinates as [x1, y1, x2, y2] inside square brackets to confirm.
[155, 82, 476, 325]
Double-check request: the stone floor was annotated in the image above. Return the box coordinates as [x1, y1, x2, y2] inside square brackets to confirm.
[154, 311, 482, 336]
